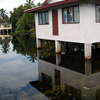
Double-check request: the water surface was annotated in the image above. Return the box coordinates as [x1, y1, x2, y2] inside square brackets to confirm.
[0, 37, 100, 100]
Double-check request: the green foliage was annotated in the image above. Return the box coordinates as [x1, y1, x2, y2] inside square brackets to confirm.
[30, 34, 36, 38]
[9, 0, 42, 35]
[0, 40, 10, 54]
[15, 13, 35, 35]
[41, 40, 55, 57]
[0, 8, 9, 23]
[9, 5, 25, 28]
[29, 28, 35, 33]
[14, 35, 37, 63]
[25, 0, 35, 7]
[10, 32, 15, 36]
[0, 18, 5, 23]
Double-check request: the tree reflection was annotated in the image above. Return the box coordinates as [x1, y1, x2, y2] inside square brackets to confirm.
[41, 40, 55, 57]
[11, 35, 37, 63]
[0, 40, 10, 54]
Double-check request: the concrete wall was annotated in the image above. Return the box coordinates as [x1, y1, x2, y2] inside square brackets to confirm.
[0, 24, 12, 30]
[0, 35, 13, 40]
[35, 3, 100, 44]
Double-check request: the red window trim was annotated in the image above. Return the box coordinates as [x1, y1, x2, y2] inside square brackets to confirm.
[38, 11, 49, 25]
[95, 4, 100, 23]
[62, 5, 80, 24]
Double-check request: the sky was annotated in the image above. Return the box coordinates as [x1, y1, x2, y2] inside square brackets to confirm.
[0, 0, 45, 16]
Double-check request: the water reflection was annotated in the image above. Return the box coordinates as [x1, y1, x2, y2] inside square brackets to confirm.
[30, 50, 100, 100]
[0, 38, 41, 100]
[12, 36, 37, 63]
[0, 39, 11, 54]
[1, 37, 100, 100]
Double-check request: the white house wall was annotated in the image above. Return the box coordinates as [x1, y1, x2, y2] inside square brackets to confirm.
[35, 3, 100, 43]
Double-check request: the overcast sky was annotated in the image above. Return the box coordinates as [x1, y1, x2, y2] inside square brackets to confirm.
[0, 0, 45, 16]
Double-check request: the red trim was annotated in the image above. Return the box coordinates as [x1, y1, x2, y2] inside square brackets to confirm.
[25, 0, 78, 13]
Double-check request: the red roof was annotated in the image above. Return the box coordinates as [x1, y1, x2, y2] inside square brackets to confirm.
[24, 0, 78, 13]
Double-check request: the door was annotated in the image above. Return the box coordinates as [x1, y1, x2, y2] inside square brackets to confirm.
[52, 9, 59, 35]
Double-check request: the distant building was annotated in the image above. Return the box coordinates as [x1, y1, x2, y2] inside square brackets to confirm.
[0, 23, 13, 40]
[25, 0, 100, 60]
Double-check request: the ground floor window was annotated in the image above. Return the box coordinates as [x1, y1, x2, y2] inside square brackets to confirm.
[62, 6, 79, 24]
[96, 5, 100, 22]
[38, 11, 49, 25]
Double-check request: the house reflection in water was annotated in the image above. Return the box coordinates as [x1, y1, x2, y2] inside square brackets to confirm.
[30, 50, 100, 100]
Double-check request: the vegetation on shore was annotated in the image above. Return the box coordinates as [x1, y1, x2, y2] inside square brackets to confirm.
[0, 0, 41, 37]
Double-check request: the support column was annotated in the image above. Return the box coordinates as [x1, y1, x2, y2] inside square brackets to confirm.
[56, 54, 61, 65]
[2, 36, 5, 40]
[84, 43, 92, 60]
[85, 60, 92, 75]
[55, 40, 61, 54]
[36, 38, 41, 49]
[37, 50, 41, 59]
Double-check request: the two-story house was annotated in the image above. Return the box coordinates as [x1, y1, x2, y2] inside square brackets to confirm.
[25, 0, 100, 60]
[0, 23, 13, 39]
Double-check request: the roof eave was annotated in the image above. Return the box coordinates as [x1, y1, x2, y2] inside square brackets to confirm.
[24, 0, 78, 13]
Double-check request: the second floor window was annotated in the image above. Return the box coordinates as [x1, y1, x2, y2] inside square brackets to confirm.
[62, 6, 79, 24]
[96, 5, 100, 22]
[39, 11, 49, 25]
[4, 25, 10, 27]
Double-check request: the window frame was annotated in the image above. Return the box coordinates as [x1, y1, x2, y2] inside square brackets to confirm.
[38, 11, 49, 25]
[95, 4, 100, 23]
[62, 5, 80, 24]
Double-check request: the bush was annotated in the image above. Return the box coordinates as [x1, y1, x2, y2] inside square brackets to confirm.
[10, 32, 15, 36]
[29, 28, 35, 33]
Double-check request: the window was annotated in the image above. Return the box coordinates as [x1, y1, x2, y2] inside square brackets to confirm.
[4, 25, 6, 27]
[96, 5, 100, 22]
[38, 11, 49, 25]
[68, 7, 73, 23]
[63, 8, 67, 23]
[7, 25, 10, 27]
[4, 25, 10, 27]
[62, 6, 79, 24]
[39, 13, 42, 24]
[74, 6, 79, 23]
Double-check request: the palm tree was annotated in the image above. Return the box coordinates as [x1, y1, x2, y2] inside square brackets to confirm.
[0, 8, 8, 23]
[25, 0, 35, 7]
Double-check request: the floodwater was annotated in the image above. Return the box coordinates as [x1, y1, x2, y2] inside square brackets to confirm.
[0, 36, 100, 100]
